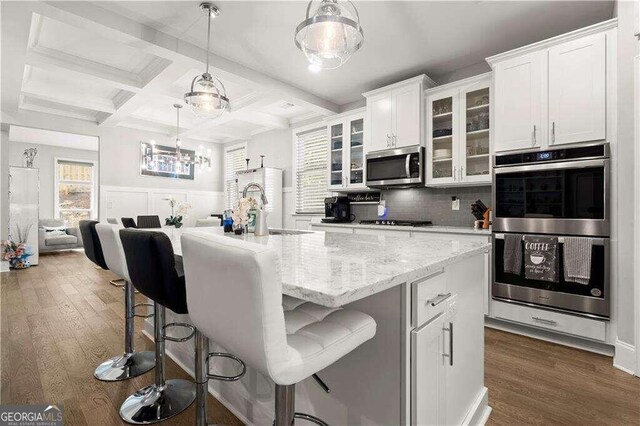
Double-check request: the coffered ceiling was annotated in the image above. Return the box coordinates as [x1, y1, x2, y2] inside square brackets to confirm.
[1, 1, 614, 145]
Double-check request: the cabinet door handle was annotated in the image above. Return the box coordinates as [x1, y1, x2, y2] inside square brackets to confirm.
[443, 322, 453, 366]
[532, 316, 557, 326]
[386, 134, 391, 147]
[393, 135, 397, 147]
[453, 166, 457, 181]
[532, 125, 537, 146]
[460, 166, 464, 181]
[552, 122, 556, 144]
[426, 292, 451, 307]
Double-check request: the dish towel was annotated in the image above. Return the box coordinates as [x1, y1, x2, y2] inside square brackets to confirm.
[564, 237, 592, 285]
[503, 234, 523, 274]
[524, 236, 559, 283]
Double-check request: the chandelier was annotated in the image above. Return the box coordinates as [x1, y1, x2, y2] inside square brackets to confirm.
[184, 3, 229, 118]
[294, 0, 364, 70]
[140, 104, 212, 175]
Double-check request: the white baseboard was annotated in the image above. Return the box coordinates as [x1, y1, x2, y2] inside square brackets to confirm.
[463, 387, 491, 426]
[485, 317, 614, 356]
[613, 339, 637, 375]
[142, 330, 255, 426]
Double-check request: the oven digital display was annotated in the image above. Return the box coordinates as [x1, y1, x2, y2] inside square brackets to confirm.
[537, 151, 553, 161]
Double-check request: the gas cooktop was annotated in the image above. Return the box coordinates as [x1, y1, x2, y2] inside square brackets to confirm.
[359, 220, 433, 227]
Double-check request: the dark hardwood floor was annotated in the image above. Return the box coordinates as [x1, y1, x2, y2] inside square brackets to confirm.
[0, 251, 242, 425]
[2, 251, 639, 425]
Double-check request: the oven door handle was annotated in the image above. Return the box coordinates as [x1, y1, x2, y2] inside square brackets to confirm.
[493, 158, 608, 174]
[493, 233, 606, 246]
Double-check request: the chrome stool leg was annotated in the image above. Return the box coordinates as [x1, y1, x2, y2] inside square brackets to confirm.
[195, 330, 246, 426]
[94, 281, 155, 381]
[275, 384, 329, 426]
[119, 303, 196, 424]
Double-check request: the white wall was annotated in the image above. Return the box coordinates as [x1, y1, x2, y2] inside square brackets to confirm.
[8, 140, 98, 221]
[99, 126, 223, 192]
[615, 0, 637, 347]
[1, 109, 225, 229]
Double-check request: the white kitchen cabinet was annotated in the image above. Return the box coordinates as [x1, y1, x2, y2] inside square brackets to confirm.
[492, 51, 545, 152]
[411, 313, 446, 426]
[488, 20, 616, 153]
[410, 254, 485, 426]
[426, 73, 492, 186]
[393, 83, 422, 148]
[364, 75, 435, 153]
[327, 111, 366, 191]
[548, 33, 606, 145]
[367, 94, 393, 153]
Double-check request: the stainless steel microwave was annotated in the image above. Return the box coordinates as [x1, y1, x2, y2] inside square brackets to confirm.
[366, 146, 424, 187]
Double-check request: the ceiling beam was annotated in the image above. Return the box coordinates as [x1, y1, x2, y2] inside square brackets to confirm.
[25, 45, 144, 93]
[233, 111, 289, 129]
[178, 94, 278, 139]
[39, 1, 341, 115]
[98, 60, 188, 126]
[21, 81, 116, 113]
[19, 95, 98, 122]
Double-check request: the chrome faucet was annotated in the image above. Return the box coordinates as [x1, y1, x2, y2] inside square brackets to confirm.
[242, 182, 268, 205]
[242, 182, 269, 236]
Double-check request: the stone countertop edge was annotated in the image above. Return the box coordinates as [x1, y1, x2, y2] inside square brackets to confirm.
[284, 242, 491, 308]
[310, 222, 492, 236]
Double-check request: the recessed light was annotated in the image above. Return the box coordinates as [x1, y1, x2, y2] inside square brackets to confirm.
[308, 64, 321, 74]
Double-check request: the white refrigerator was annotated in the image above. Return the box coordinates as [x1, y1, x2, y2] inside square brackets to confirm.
[236, 167, 283, 229]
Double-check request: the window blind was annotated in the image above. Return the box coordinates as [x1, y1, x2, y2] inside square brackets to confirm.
[224, 145, 246, 209]
[295, 127, 328, 214]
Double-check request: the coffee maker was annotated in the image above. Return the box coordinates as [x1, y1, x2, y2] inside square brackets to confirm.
[322, 196, 351, 223]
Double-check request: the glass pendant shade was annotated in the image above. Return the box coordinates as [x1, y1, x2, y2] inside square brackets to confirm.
[185, 72, 229, 119]
[184, 3, 229, 119]
[295, 0, 364, 70]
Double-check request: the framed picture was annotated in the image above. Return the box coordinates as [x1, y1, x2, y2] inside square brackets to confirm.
[140, 142, 195, 180]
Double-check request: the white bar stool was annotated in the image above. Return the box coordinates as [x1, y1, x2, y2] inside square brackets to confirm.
[181, 231, 377, 425]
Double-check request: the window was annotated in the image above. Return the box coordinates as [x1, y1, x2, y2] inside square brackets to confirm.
[224, 144, 247, 209]
[295, 127, 328, 214]
[55, 159, 96, 228]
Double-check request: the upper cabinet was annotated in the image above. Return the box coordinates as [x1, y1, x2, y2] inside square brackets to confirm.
[493, 52, 545, 152]
[327, 110, 366, 191]
[548, 34, 606, 145]
[364, 75, 436, 153]
[488, 19, 616, 153]
[426, 73, 492, 186]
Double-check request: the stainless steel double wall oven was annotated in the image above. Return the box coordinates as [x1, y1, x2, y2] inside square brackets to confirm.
[492, 144, 610, 319]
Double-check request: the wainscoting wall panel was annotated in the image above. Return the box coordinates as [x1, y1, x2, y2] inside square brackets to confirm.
[100, 185, 224, 227]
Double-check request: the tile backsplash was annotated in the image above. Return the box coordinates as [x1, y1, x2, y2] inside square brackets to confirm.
[351, 186, 492, 227]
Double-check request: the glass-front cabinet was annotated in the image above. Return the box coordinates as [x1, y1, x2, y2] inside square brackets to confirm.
[327, 111, 366, 190]
[426, 74, 492, 186]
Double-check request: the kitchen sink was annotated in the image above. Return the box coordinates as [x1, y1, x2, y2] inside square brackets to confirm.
[268, 229, 314, 235]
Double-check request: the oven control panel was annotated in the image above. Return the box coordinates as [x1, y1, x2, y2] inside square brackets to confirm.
[494, 144, 608, 167]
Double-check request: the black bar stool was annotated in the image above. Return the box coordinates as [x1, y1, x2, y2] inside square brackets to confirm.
[121, 218, 137, 228]
[136, 215, 162, 229]
[118, 229, 196, 424]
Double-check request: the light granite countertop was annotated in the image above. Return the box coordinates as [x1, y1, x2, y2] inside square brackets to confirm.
[310, 222, 492, 236]
[164, 227, 490, 308]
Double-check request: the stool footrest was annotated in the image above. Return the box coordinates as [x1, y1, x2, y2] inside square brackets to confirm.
[163, 322, 196, 342]
[206, 352, 246, 382]
[294, 412, 329, 426]
[133, 303, 154, 318]
[110, 278, 125, 287]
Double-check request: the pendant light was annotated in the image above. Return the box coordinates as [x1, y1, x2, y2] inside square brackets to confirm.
[184, 3, 229, 118]
[294, 0, 364, 70]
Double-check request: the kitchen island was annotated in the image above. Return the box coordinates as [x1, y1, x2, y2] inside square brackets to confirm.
[148, 227, 492, 425]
